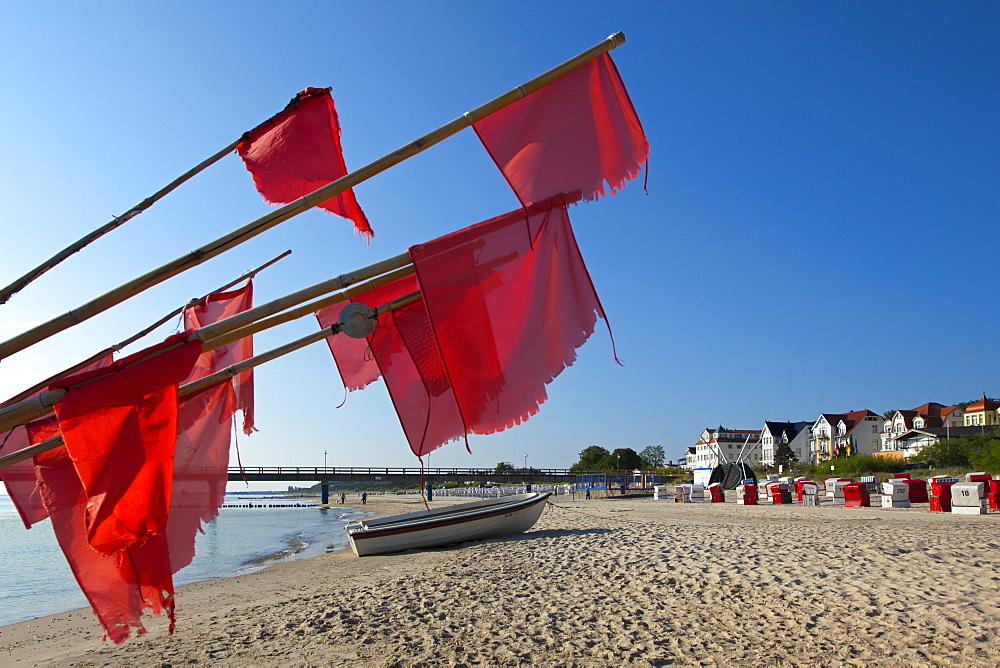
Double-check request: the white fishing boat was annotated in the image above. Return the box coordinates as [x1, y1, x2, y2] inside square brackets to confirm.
[345, 491, 551, 556]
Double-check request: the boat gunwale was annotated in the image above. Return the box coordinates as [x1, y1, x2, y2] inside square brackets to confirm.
[348, 492, 550, 542]
[347, 492, 540, 530]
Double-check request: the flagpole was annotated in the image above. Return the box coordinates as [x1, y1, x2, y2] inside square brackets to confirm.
[0, 254, 414, 433]
[0, 189, 581, 432]
[0, 32, 626, 362]
[0, 290, 422, 470]
[0, 249, 292, 408]
[0, 139, 242, 307]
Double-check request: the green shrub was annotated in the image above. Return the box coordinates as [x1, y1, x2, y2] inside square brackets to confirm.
[967, 432, 1000, 474]
[918, 436, 988, 469]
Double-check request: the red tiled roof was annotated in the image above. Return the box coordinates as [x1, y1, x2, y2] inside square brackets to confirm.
[842, 409, 879, 435]
[966, 395, 1000, 412]
[911, 402, 947, 417]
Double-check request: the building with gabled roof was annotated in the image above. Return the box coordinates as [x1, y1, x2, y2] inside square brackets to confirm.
[880, 402, 963, 452]
[759, 421, 812, 468]
[809, 410, 882, 464]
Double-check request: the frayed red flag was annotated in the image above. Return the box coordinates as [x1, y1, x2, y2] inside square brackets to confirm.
[317, 198, 614, 457]
[474, 53, 648, 206]
[53, 334, 201, 555]
[410, 201, 613, 436]
[238, 87, 372, 240]
[183, 281, 256, 434]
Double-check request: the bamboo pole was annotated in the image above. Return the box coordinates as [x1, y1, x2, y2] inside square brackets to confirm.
[1, 249, 292, 408]
[0, 254, 413, 433]
[189, 252, 411, 346]
[0, 188, 581, 431]
[0, 139, 242, 307]
[0, 32, 626, 362]
[0, 290, 423, 470]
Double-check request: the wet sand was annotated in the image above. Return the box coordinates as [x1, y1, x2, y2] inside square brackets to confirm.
[2, 495, 999, 666]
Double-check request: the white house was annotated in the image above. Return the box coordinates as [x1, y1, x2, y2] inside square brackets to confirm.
[687, 426, 762, 470]
[809, 410, 882, 464]
[759, 421, 812, 468]
[880, 403, 964, 452]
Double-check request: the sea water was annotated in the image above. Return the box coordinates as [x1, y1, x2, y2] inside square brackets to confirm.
[0, 493, 368, 628]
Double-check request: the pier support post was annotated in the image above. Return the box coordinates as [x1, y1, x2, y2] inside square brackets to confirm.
[321, 480, 329, 505]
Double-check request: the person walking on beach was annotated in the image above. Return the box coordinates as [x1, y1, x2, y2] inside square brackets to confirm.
[339, 492, 346, 505]
[361, 492, 367, 504]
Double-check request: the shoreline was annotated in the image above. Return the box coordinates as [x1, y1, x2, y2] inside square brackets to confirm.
[0, 495, 462, 658]
[2, 496, 999, 665]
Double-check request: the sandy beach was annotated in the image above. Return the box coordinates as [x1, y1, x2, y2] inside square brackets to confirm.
[2, 494, 998, 666]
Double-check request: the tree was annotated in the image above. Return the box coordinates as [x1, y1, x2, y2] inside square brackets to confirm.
[639, 445, 665, 468]
[917, 437, 974, 468]
[882, 409, 895, 421]
[570, 445, 610, 472]
[494, 462, 515, 474]
[970, 431, 1000, 472]
[773, 441, 797, 470]
[919, 430, 1000, 469]
[609, 448, 642, 471]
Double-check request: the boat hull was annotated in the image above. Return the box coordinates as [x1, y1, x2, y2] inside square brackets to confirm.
[346, 492, 551, 556]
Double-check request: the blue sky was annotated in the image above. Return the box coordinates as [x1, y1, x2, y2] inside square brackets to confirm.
[0, 2, 997, 484]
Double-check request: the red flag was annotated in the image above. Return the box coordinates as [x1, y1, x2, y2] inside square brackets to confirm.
[473, 53, 648, 206]
[53, 334, 201, 555]
[183, 281, 256, 434]
[0, 354, 113, 528]
[238, 87, 372, 240]
[410, 202, 612, 435]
